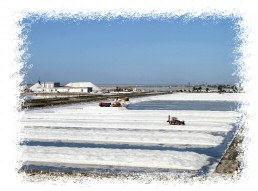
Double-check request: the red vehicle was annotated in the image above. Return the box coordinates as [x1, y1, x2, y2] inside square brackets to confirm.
[99, 102, 111, 107]
[167, 115, 185, 125]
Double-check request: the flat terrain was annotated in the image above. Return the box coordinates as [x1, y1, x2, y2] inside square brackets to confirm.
[20, 93, 243, 178]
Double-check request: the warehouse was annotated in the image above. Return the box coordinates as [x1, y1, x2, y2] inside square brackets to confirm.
[29, 81, 98, 93]
[65, 82, 101, 91]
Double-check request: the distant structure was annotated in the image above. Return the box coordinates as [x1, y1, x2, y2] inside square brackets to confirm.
[66, 82, 101, 91]
[29, 81, 101, 93]
[29, 80, 42, 92]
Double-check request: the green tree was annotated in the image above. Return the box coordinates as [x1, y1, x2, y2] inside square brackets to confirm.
[218, 85, 223, 92]
[192, 86, 196, 92]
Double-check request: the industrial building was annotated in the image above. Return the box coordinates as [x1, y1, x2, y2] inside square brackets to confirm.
[29, 81, 100, 93]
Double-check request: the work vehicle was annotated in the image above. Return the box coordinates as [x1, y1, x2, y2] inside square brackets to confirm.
[99, 102, 111, 107]
[167, 115, 185, 125]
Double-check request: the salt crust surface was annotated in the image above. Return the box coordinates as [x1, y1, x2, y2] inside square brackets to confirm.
[21, 93, 241, 173]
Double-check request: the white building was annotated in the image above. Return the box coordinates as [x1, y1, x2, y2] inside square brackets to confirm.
[29, 81, 99, 93]
[41, 82, 60, 89]
[29, 81, 42, 92]
[66, 82, 101, 91]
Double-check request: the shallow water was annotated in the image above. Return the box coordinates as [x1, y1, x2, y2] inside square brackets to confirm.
[128, 100, 240, 111]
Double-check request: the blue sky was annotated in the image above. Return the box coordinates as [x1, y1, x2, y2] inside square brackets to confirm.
[24, 17, 239, 85]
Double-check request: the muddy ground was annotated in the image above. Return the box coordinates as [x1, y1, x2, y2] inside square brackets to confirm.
[215, 125, 244, 176]
[21, 91, 171, 109]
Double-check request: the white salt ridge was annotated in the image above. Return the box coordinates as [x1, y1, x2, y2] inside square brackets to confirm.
[22, 109, 240, 133]
[23, 123, 234, 132]
[22, 127, 224, 147]
[22, 112, 238, 132]
[23, 108, 240, 120]
[21, 119, 237, 126]
[128, 93, 243, 104]
[23, 110, 239, 121]
[21, 146, 210, 171]
[20, 93, 242, 174]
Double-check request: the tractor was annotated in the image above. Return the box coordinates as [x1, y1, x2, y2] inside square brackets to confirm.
[167, 115, 185, 125]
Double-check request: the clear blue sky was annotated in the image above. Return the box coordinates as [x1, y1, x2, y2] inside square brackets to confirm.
[24, 17, 239, 85]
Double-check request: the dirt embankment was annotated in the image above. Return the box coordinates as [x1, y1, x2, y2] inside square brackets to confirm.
[21, 92, 171, 109]
[215, 125, 245, 175]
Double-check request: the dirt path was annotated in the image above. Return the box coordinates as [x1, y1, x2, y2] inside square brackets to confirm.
[214, 125, 244, 175]
[21, 92, 171, 109]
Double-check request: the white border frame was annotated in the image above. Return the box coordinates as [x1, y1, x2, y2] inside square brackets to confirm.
[0, 0, 257, 190]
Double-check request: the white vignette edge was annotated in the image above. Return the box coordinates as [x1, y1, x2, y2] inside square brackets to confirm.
[0, 0, 257, 191]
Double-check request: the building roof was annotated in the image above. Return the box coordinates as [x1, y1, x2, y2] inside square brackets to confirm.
[53, 87, 92, 90]
[29, 82, 42, 91]
[42, 82, 60, 84]
[65, 82, 101, 91]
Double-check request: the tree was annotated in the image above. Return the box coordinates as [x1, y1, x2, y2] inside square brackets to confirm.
[218, 85, 223, 92]
[115, 87, 123, 92]
[192, 86, 196, 92]
[206, 88, 209, 92]
[232, 85, 238, 93]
